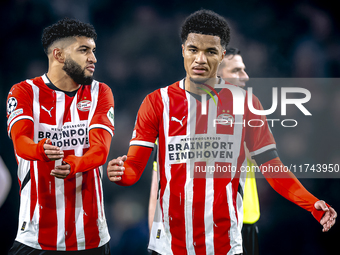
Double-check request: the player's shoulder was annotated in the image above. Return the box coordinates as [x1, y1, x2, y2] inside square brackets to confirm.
[9, 76, 43, 96]
[220, 82, 261, 102]
[147, 80, 181, 99]
[96, 81, 110, 88]
[93, 80, 113, 95]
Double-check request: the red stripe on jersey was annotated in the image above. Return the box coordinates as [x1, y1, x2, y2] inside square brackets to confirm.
[63, 95, 74, 124]
[64, 175, 77, 249]
[169, 163, 187, 254]
[30, 161, 37, 221]
[82, 170, 100, 248]
[158, 146, 166, 219]
[216, 89, 234, 135]
[63, 150, 77, 250]
[76, 85, 92, 121]
[192, 162, 207, 255]
[168, 86, 188, 137]
[39, 88, 56, 125]
[37, 160, 58, 249]
[195, 100, 208, 134]
[213, 162, 232, 254]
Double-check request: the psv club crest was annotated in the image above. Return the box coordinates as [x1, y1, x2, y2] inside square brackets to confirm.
[77, 100, 91, 111]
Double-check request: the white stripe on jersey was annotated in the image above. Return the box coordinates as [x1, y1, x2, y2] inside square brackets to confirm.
[75, 172, 85, 250]
[88, 80, 99, 125]
[94, 169, 109, 247]
[16, 154, 30, 187]
[55, 90, 65, 131]
[226, 182, 243, 255]
[130, 140, 155, 148]
[41, 74, 49, 84]
[89, 124, 114, 137]
[159, 86, 174, 255]
[55, 178, 66, 250]
[185, 89, 195, 255]
[205, 176, 215, 255]
[32, 161, 40, 248]
[205, 93, 218, 255]
[250, 144, 276, 157]
[27, 79, 40, 144]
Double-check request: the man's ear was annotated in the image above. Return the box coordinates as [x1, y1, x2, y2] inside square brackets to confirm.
[181, 44, 185, 57]
[221, 49, 226, 62]
[52, 48, 65, 63]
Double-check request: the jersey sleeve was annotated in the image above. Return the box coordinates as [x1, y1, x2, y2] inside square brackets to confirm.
[244, 93, 276, 158]
[129, 91, 161, 148]
[7, 82, 34, 138]
[11, 119, 50, 162]
[64, 128, 112, 175]
[115, 145, 153, 186]
[260, 157, 326, 222]
[89, 83, 115, 137]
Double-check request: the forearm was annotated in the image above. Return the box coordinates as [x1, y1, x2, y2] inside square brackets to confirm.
[260, 157, 325, 221]
[11, 120, 49, 162]
[63, 128, 112, 175]
[116, 145, 153, 186]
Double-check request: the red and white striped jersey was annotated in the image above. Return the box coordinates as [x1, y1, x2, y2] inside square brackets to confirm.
[6, 74, 114, 251]
[130, 79, 276, 255]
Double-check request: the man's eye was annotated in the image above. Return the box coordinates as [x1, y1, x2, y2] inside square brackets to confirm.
[189, 49, 197, 53]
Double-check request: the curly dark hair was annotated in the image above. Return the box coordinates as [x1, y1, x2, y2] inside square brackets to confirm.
[41, 18, 97, 54]
[180, 9, 230, 49]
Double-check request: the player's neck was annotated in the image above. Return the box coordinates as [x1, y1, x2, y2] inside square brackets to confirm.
[46, 69, 80, 92]
[184, 76, 219, 95]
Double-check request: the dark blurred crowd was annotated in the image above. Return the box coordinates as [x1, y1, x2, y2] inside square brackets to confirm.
[0, 0, 339, 254]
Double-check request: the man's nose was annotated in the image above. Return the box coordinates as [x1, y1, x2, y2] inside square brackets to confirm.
[88, 51, 97, 63]
[240, 70, 249, 82]
[195, 51, 207, 64]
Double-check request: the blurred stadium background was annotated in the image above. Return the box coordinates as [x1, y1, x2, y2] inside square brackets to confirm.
[0, 0, 339, 254]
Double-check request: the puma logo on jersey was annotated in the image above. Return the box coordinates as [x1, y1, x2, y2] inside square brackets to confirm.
[9, 88, 15, 95]
[41, 105, 53, 117]
[171, 116, 185, 126]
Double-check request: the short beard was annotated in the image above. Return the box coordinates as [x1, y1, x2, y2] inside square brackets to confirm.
[189, 77, 210, 84]
[62, 58, 93, 85]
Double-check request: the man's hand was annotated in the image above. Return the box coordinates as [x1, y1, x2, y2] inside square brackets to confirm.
[43, 138, 64, 160]
[107, 155, 127, 182]
[315, 200, 337, 232]
[50, 162, 71, 179]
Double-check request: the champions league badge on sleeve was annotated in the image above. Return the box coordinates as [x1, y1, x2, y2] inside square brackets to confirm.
[7, 97, 18, 115]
